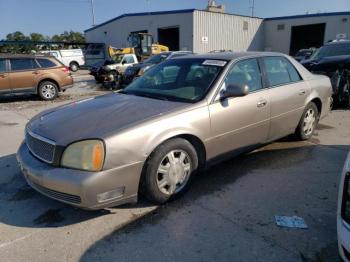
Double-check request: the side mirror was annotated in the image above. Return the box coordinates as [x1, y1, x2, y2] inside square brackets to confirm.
[122, 60, 127, 65]
[221, 84, 249, 99]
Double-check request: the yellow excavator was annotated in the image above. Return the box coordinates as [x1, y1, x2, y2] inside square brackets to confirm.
[108, 32, 169, 61]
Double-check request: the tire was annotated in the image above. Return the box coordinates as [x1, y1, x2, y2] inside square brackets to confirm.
[94, 76, 102, 83]
[140, 138, 199, 204]
[295, 102, 319, 140]
[38, 81, 58, 101]
[69, 62, 79, 72]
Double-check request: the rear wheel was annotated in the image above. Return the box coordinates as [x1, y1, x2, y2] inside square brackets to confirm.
[295, 102, 319, 140]
[38, 81, 58, 101]
[140, 138, 198, 204]
[69, 62, 79, 72]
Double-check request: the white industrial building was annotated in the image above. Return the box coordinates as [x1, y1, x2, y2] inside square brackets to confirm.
[85, 9, 350, 55]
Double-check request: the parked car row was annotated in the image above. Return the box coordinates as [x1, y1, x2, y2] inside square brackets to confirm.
[89, 51, 193, 88]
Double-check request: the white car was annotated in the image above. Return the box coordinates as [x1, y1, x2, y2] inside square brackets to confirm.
[40, 49, 85, 72]
[338, 151, 350, 261]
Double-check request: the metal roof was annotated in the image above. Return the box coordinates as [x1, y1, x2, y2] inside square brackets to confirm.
[265, 11, 350, 21]
[84, 9, 195, 33]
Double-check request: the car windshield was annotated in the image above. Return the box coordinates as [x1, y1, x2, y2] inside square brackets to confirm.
[143, 53, 170, 64]
[112, 54, 124, 63]
[122, 58, 226, 103]
[311, 42, 350, 60]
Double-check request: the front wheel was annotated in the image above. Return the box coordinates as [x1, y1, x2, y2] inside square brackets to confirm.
[140, 138, 198, 204]
[295, 102, 319, 140]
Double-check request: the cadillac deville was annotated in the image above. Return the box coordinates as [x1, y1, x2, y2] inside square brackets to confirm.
[17, 52, 332, 209]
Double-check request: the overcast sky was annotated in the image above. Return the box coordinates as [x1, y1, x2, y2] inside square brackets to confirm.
[0, 0, 349, 39]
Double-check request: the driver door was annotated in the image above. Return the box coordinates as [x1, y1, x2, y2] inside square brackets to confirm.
[207, 58, 270, 159]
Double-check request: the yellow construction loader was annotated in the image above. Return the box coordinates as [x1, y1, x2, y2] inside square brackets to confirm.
[108, 32, 168, 61]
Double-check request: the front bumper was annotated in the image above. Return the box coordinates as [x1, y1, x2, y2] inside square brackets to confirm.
[16, 142, 143, 210]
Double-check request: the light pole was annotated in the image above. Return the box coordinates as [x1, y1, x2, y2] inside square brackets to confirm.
[90, 0, 96, 26]
[251, 0, 255, 17]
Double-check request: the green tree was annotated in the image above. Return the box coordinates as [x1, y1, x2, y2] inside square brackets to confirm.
[30, 33, 45, 42]
[52, 31, 85, 43]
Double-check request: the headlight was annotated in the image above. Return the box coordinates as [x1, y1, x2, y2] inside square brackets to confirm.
[61, 140, 105, 172]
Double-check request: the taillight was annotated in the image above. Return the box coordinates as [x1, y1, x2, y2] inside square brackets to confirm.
[62, 67, 70, 73]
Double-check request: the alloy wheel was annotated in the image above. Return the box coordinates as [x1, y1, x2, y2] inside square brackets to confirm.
[303, 108, 316, 136]
[41, 84, 56, 99]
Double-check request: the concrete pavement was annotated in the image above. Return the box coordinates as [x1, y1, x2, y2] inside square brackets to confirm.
[0, 75, 349, 262]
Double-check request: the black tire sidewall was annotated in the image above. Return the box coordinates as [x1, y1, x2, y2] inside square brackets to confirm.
[38, 81, 58, 101]
[70, 63, 79, 72]
[296, 102, 319, 140]
[141, 138, 199, 204]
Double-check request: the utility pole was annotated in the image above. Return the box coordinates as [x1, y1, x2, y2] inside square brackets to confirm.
[90, 0, 96, 26]
[251, 0, 255, 17]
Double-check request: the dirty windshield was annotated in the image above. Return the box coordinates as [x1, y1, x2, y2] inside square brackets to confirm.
[123, 58, 226, 102]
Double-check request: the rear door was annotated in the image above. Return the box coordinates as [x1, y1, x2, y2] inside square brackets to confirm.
[9, 58, 40, 93]
[262, 56, 308, 141]
[0, 58, 10, 93]
[207, 58, 270, 158]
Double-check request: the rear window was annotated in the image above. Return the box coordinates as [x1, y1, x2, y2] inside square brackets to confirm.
[36, 58, 57, 68]
[10, 58, 38, 71]
[0, 59, 6, 73]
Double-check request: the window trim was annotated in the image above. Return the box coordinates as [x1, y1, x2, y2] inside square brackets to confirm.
[35, 58, 57, 69]
[260, 56, 304, 88]
[9, 58, 39, 72]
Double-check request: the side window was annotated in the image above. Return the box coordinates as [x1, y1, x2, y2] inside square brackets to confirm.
[285, 59, 302, 82]
[10, 59, 38, 71]
[263, 57, 300, 86]
[36, 58, 56, 68]
[0, 59, 6, 73]
[124, 56, 135, 64]
[225, 58, 263, 92]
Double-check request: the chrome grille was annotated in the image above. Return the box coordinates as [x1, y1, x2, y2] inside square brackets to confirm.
[26, 130, 56, 163]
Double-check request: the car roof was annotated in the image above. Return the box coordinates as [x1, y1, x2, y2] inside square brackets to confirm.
[178, 51, 285, 61]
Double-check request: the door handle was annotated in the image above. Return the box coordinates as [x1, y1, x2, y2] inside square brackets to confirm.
[32, 71, 40, 75]
[0, 74, 7, 78]
[299, 89, 306, 95]
[257, 100, 267, 108]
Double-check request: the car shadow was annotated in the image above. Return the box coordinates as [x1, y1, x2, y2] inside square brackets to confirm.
[0, 142, 348, 237]
[79, 142, 349, 262]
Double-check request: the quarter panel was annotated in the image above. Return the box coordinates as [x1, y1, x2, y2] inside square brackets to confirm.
[268, 81, 309, 141]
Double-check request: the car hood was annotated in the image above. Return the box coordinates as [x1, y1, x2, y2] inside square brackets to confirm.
[28, 93, 188, 146]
